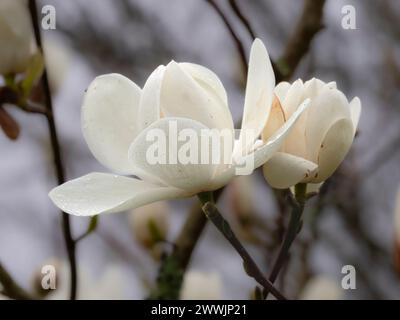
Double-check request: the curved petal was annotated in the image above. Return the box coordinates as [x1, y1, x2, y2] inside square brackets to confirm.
[247, 98, 310, 169]
[261, 95, 286, 142]
[82, 74, 141, 174]
[49, 173, 187, 216]
[274, 81, 291, 103]
[138, 65, 165, 130]
[313, 118, 354, 183]
[179, 62, 228, 106]
[128, 117, 221, 193]
[303, 78, 326, 99]
[263, 152, 318, 189]
[349, 96, 361, 135]
[282, 79, 304, 117]
[160, 61, 233, 131]
[179, 62, 234, 132]
[238, 38, 275, 155]
[305, 88, 351, 162]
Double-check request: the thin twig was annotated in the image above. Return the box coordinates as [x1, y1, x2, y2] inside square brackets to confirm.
[0, 263, 35, 300]
[264, 183, 307, 298]
[28, 0, 77, 300]
[200, 199, 287, 300]
[205, 0, 248, 75]
[228, 0, 256, 39]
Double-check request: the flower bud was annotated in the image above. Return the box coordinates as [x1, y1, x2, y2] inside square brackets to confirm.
[0, 0, 36, 75]
[129, 201, 170, 249]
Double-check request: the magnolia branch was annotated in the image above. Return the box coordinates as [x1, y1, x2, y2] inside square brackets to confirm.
[28, 0, 78, 300]
[205, 0, 248, 75]
[0, 262, 34, 300]
[200, 199, 287, 300]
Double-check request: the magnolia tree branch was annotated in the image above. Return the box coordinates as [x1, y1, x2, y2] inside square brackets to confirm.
[264, 183, 307, 298]
[228, 0, 256, 39]
[0, 263, 35, 300]
[199, 195, 286, 300]
[277, 0, 326, 80]
[205, 0, 248, 75]
[28, 0, 78, 300]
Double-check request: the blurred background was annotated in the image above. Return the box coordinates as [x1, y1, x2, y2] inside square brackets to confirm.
[0, 0, 400, 299]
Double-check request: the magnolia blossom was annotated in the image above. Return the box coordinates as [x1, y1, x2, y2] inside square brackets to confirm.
[129, 201, 170, 248]
[49, 39, 308, 216]
[263, 78, 362, 189]
[299, 276, 342, 300]
[180, 271, 222, 300]
[0, 0, 36, 75]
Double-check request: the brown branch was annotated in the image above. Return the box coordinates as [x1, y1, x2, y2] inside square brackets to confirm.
[28, 0, 77, 300]
[278, 0, 326, 80]
[201, 200, 286, 300]
[228, 0, 256, 39]
[0, 262, 35, 300]
[205, 0, 248, 75]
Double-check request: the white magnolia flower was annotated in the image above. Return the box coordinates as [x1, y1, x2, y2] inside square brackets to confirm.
[299, 276, 342, 300]
[49, 39, 308, 217]
[263, 78, 362, 189]
[129, 201, 170, 248]
[0, 0, 36, 75]
[180, 271, 222, 300]
[43, 261, 129, 300]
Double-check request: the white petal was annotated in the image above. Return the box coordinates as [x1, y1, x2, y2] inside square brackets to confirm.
[179, 62, 228, 106]
[282, 79, 304, 117]
[263, 152, 318, 189]
[248, 99, 310, 169]
[305, 88, 351, 162]
[49, 173, 186, 216]
[261, 96, 286, 142]
[274, 82, 291, 103]
[238, 38, 275, 155]
[303, 78, 326, 99]
[160, 61, 233, 131]
[0, 0, 36, 74]
[313, 118, 354, 183]
[82, 74, 141, 174]
[128, 117, 220, 192]
[138, 65, 165, 130]
[349, 96, 361, 135]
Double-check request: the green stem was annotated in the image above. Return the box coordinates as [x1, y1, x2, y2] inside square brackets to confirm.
[264, 183, 307, 298]
[199, 192, 287, 300]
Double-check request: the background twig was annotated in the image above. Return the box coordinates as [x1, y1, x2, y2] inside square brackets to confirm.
[28, 0, 78, 300]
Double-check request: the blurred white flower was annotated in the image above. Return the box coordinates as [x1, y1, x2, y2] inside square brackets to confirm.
[128, 201, 169, 248]
[41, 261, 128, 300]
[49, 39, 308, 217]
[0, 0, 36, 75]
[43, 38, 71, 94]
[263, 78, 361, 189]
[299, 275, 342, 300]
[180, 271, 222, 300]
